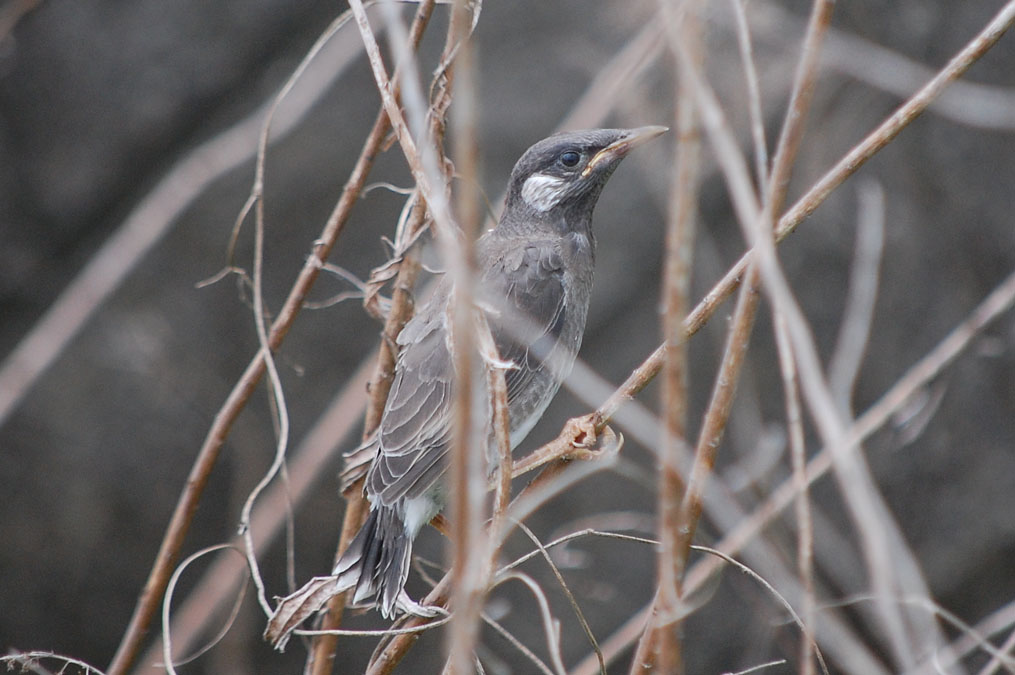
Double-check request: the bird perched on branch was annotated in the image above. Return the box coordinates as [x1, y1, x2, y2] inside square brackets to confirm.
[276, 127, 666, 630]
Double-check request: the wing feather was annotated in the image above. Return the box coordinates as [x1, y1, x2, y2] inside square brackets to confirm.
[366, 286, 454, 506]
[365, 240, 571, 506]
[484, 242, 568, 409]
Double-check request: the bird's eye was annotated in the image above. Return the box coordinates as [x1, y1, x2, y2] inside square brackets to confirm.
[559, 151, 581, 168]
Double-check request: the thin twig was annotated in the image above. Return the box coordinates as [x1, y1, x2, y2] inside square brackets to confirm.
[514, 520, 606, 675]
[160, 544, 244, 674]
[762, 3, 837, 670]
[0, 651, 106, 675]
[641, 0, 701, 670]
[298, 614, 453, 640]
[694, 546, 828, 675]
[773, 311, 815, 675]
[492, 573, 568, 675]
[475, 310, 514, 552]
[482, 613, 557, 675]
[827, 180, 885, 412]
[764, 0, 835, 213]
[499, 527, 659, 575]
[731, 0, 769, 191]
[725, 659, 790, 675]
[237, 95, 297, 618]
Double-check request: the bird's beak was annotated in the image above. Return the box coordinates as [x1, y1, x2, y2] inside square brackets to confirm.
[582, 125, 668, 177]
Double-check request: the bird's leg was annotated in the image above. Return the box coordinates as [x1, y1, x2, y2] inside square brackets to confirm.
[509, 411, 617, 478]
[429, 512, 453, 539]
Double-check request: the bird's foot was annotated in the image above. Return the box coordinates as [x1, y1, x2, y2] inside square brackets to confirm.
[394, 591, 448, 618]
[564, 412, 600, 452]
[567, 417, 622, 464]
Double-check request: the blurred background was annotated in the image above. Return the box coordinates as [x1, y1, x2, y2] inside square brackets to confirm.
[2, 1, 1015, 673]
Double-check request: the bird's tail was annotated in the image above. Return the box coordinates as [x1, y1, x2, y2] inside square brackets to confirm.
[334, 506, 412, 619]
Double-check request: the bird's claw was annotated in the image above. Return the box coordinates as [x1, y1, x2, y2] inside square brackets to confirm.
[394, 591, 448, 618]
[565, 413, 600, 451]
[566, 416, 622, 463]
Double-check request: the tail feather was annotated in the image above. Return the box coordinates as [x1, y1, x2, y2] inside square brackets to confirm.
[334, 507, 411, 619]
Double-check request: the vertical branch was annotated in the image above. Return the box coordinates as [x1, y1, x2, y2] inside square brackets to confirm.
[637, 1, 703, 672]
[755, 1, 922, 667]
[674, 262, 760, 570]
[827, 181, 886, 412]
[446, 0, 484, 671]
[773, 312, 815, 675]
[731, 0, 769, 192]
[477, 317, 513, 547]
[763, 0, 835, 213]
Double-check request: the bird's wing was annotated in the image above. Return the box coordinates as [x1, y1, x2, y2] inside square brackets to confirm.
[365, 243, 568, 506]
[483, 242, 568, 406]
[367, 285, 454, 505]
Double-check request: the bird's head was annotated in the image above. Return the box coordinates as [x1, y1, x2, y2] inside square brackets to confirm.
[501, 126, 667, 231]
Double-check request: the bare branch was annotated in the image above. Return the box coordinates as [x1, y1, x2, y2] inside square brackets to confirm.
[443, 0, 487, 669]
[773, 311, 815, 675]
[730, 0, 769, 191]
[643, 0, 702, 669]
[828, 181, 885, 413]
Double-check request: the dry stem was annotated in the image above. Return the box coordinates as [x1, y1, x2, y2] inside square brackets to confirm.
[636, 1, 702, 671]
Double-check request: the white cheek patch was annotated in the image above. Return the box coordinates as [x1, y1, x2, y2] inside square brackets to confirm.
[521, 172, 568, 212]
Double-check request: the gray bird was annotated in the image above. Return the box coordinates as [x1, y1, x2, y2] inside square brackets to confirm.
[335, 126, 666, 618]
